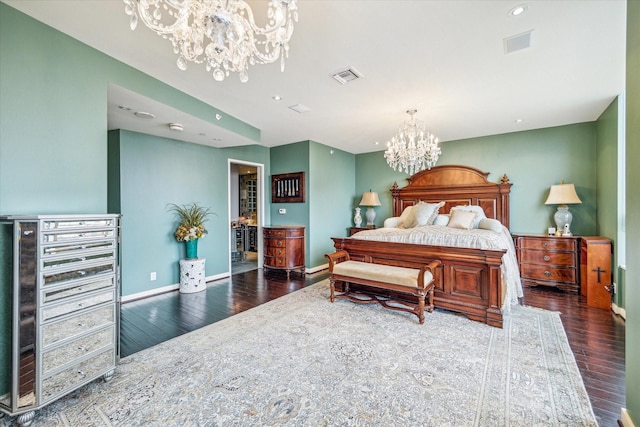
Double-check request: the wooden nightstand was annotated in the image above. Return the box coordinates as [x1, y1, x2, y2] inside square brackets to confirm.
[513, 234, 580, 293]
[349, 226, 375, 236]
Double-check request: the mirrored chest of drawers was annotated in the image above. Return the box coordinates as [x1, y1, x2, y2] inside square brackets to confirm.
[0, 214, 120, 426]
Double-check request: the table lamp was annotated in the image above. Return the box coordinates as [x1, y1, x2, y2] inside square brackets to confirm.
[544, 182, 582, 236]
[359, 190, 381, 226]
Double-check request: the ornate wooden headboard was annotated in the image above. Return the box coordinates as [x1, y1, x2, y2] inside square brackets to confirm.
[391, 165, 513, 229]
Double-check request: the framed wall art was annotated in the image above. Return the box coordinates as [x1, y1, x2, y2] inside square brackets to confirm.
[272, 172, 305, 203]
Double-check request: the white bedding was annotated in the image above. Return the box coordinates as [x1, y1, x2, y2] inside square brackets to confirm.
[351, 225, 524, 311]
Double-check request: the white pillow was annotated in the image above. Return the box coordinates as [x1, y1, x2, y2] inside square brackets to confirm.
[415, 201, 445, 226]
[447, 209, 478, 230]
[433, 214, 450, 226]
[478, 218, 503, 233]
[383, 217, 401, 228]
[450, 205, 486, 229]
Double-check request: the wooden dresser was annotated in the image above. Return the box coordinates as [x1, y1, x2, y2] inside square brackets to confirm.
[263, 225, 305, 278]
[513, 234, 580, 293]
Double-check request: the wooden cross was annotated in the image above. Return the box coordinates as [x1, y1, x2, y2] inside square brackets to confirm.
[592, 266, 607, 283]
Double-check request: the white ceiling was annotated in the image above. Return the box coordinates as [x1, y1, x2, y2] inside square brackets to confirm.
[3, 0, 626, 154]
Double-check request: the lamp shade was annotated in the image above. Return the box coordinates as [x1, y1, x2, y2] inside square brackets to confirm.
[359, 191, 381, 207]
[544, 183, 582, 205]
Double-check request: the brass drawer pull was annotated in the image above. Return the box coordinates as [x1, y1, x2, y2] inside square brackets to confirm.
[544, 271, 551, 277]
[543, 255, 551, 262]
[543, 242, 548, 247]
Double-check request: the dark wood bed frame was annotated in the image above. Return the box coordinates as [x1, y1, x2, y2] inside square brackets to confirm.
[331, 165, 513, 328]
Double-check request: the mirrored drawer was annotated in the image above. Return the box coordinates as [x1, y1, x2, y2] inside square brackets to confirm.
[42, 218, 117, 230]
[41, 349, 114, 402]
[42, 228, 116, 244]
[41, 289, 115, 322]
[42, 240, 116, 260]
[42, 276, 114, 304]
[42, 327, 114, 376]
[42, 305, 114, 347]
[43, 260, 116, 287]
[42, 249, 116, 273]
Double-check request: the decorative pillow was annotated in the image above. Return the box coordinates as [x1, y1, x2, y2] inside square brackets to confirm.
[383, 217, 401, 228]
[478, 218, 503, 233]
[396, 206, 415, 228]
[447, 209, 478, 230]
[403, 201, 445, 228]
[450, 205, 486, 229]
[433, 213, 450, 226]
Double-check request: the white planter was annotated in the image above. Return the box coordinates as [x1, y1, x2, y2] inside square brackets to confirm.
[179, 258, 206, 293]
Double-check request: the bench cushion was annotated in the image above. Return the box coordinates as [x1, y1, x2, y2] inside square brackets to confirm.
[333, 260, 433, 288]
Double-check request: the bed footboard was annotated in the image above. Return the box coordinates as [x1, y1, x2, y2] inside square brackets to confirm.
[331, 237, 506, 328]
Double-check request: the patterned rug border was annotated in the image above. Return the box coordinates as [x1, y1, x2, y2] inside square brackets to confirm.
[8, 279, 597, 427]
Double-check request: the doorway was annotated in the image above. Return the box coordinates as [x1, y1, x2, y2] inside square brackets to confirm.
[228, 160, 264, 274]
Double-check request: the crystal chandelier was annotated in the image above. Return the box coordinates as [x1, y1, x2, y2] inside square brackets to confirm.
[123, 0, 298, 82]
[383, 109, 441, 175]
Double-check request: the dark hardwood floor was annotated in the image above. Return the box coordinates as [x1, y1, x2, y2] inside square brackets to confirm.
[120, 270, 625, 426]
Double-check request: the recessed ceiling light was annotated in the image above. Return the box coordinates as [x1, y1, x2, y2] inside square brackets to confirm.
[509, 4, 528, 17]
[272, 95, 282, 101]
[289, 104, 311, 114]
[118, 105, 132, 111]
[515, 118, 524, 123]
[168, 123, 184, 131]
[134, 111, 155, 119]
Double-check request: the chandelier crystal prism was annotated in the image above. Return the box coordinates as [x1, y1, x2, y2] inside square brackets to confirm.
[123, 0, 298, 82]
[383, 109, 441, 175]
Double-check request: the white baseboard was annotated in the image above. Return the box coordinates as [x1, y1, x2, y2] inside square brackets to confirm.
[121, 272, 231, 303]
[612, 302, 627, 320]
[305, 263, 329, 274]
[621, 408, 636, 427]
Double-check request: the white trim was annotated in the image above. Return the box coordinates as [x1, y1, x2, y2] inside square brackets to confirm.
[612, 302, 627, 320]
[121, 272, 230, 303]
[305, 263, 329, 274]
[621, 408, 636, 427]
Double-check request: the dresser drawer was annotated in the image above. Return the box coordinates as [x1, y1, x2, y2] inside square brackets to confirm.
[41, 289, 115, 322]
[265, 256, 288, 267]
[519, 251, 576, 267]
[42, 228, 117, 244]
[42, 305, 115, 347]
[43, 260, 116, 287]
[518, 237, 577, 251]
[265, 247, 287, 257]
[42, 239, 116, 258]
[41, 349, 114, 402]
[42, 326, 115, 376]
[42, 218, 117, 231]
[264, 228, 287, 238]
[520, 264, 576, 283]
[42, 276, 114, 304]
[265, 238, 286, 248]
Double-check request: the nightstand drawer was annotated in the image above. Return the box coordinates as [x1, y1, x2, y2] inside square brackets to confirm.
[518, 237, 577, 251]
[520, 264, 576, 283]
[519, 251, 576, 267]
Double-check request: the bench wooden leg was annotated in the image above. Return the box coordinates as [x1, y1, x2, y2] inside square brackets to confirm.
[329, 279, 336, 302]
[418, 296, 425, 324]
[426, 286, 434, 313]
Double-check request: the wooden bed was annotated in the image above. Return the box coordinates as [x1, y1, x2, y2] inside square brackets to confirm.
[331, 165, 514, 328]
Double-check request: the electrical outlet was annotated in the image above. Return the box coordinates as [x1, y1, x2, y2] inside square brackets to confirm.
[278, 208, 286, 214]
[150, 272, 157, 281]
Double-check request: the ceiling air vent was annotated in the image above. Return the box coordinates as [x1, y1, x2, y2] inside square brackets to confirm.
[289, 104, 311, 114]
[504, 30, 534, 54]
[331, 67, 362, 84]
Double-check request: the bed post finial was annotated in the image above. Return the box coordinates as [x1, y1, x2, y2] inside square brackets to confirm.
[391, 182, 398, 191]
[500, 174, 510, 184]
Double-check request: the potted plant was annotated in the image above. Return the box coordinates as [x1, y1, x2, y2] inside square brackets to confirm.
[167, 202, 213, 259]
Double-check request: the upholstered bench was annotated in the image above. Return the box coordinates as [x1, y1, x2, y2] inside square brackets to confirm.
[324, 250, 441, 324]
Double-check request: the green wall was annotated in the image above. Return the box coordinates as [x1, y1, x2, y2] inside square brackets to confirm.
[270, 141, 356, 268]
[110, 130, 270, 297]
[626, 0, 640, 424]
[308, 143, 356, 266]
[596, 98, 623, 308]
[356, 123, 598, 236]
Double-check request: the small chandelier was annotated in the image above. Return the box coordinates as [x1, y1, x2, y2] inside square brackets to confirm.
[123, 0, 298, 83]
[383, 109, 441, 175]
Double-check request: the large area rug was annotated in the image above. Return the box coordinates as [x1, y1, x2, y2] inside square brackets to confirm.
[10, 280, 597, 426]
